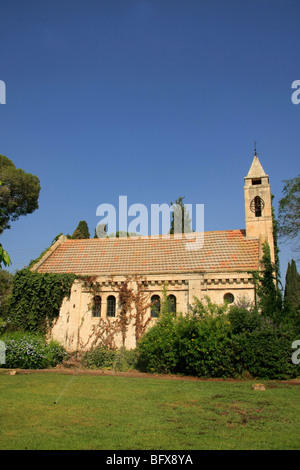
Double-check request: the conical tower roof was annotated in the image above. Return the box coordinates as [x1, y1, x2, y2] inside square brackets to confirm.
[246, 155, 267, 178]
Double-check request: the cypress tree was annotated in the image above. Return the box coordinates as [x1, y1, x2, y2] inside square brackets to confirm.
[254, 241, 282, 320]
[169, 196, 192, 235]
[72, 220, 90, 239]
[284, 259, 300, 313]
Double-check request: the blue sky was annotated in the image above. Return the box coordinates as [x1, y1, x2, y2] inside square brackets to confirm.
[0, 0, 299, 283]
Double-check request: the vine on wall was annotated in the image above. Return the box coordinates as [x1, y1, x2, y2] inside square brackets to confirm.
[79, 275, 123, 349]
[8, 271, 153, 347]
[111, 275, 152, 345]
[85, 275, 152, 348]
[8, 269, 77, 334]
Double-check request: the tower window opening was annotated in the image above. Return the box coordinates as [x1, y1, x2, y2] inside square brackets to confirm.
[250, 196, 264, 218]
[252, 178, 261, 185]
[254, 196, 262, 217]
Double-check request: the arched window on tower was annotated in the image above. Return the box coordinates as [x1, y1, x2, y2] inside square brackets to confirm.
[250, 196, 264, 218]
[254, 196, 262, 217]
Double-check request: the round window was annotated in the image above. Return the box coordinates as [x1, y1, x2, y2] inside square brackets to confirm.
[224, 293, 234, 304]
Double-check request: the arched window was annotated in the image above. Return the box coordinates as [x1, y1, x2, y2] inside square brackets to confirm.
[92, 295, 102, 317]
[254, 196, 262, 217]
[151, 295, 161, 317]
[224, 293, 235, 304]
[167, 294, 176, 314]
[107, 295, 116, 317]
[250, 196, 264, 218]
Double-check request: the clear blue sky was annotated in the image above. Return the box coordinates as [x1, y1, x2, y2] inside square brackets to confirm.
[0, 0, 299, 283]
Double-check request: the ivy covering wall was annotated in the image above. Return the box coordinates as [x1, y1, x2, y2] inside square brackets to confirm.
[8, 269, 77, 334]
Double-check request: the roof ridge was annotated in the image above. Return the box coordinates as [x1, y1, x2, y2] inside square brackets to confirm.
[64, 229, 245, 243]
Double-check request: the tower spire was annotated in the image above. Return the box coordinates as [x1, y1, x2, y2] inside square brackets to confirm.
[244, 151, 274, 262]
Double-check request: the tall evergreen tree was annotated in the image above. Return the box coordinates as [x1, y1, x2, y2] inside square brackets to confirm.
[253, 241, 282, 320]
[72, 220, 90, 239]
[169, 196, 192, 235]
[284, 259, 300, 313]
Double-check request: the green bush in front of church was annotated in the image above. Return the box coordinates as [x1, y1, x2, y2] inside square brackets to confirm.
[137, 301, 300, 380]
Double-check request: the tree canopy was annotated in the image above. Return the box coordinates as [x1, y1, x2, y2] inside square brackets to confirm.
[0, 245, 10, 268]
[0, 154, 41, 233]
[278, 175, 300, 252]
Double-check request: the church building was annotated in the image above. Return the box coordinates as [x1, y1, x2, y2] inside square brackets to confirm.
[31, 152, 275, 351]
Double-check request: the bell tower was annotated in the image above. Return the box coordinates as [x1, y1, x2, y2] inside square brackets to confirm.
[244, 146, 275, 262]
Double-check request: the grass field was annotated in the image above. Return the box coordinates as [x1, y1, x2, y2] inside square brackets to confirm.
[0, 370, 300, 450]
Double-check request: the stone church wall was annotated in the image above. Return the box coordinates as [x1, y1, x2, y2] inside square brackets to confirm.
[49, 273, 256, 351]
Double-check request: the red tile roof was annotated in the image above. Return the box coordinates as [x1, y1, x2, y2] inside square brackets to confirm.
[33, 230, 259, 276]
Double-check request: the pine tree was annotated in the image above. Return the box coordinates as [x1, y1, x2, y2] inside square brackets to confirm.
[72, 220, 90, 239]
[284, 259, 300, 313]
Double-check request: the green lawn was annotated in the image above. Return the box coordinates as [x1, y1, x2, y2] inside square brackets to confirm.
[0, 370, 299, 450]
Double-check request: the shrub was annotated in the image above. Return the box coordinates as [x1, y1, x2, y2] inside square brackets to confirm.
[137, 311, 178, 373]
[138, 312, 237, 378]
[83, 347, 116, 369]
[228, 306, 261, 334]
[137, 299, 300, 380]
[232, 318, 300, 380]
[113, 347, 138, 371]
[45, 340, 68, 367]
[83, 346, 138, 371]
[0, 332, 67, 369]
[174, 314, 237, 378]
